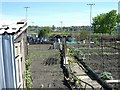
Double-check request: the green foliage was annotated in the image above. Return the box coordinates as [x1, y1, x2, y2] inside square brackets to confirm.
[25, 59, 32, 88]
[93, 10, 118, 34]
[49, 32, 71, 38]
[90, 33, 99, 42]
[67, 46, 83, 58]
[38, 26, 51, 38]
[117, 14, 120, 24]
[100, 72, 113, 80]
[79, 31, 89, 41]
[52, 25, 56, 30]
[68, 47, 78, 56]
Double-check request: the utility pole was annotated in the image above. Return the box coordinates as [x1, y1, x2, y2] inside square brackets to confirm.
[87, 3, 95, 58]
[60, 21, 63, 31]
[24, 7, 30, 55]
[87, 4, 95, 30]
[24, 7, 30, 21]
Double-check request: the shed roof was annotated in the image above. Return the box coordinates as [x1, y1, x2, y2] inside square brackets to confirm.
[0, 20, 27, 35]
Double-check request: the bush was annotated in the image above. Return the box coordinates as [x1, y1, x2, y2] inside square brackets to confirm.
[79, 31, 89, 41]
[100, 71, 113, 80]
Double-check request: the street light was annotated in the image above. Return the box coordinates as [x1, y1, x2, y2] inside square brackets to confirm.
[87, 3, 95, 58]
[24, 7, 30, 21]
[87, 4, 95, 29]
[87, 3, 95, 43]
[24, 7, 30, 55]
[60, 21, 63, 31]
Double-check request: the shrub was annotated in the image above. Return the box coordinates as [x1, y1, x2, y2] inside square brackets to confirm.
[100, 71, 113, 80]
[25, 59, 32, 88]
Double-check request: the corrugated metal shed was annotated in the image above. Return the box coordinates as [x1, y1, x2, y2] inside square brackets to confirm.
[0, 20, 27, 89]
[0, 35, 17, 88]
[0, 36, 6, 89]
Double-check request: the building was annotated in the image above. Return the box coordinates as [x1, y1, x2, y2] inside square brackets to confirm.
[14, 20, 28, 88]
[0, 20, 28, 89]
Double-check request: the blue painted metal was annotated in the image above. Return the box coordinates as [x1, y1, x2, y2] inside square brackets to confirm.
[0, 34, 17, 89]
[0, 20, 27, 89]
[0, 36, 6, 89]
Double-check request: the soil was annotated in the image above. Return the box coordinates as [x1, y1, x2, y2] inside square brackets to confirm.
[70, 41, 120, 80]
[68, 40, 120, 89]
[78, 42, 120, 89]
[28, 41, 120, 89]
[81, 46, 120, 80]
[28, 44, 70, 89]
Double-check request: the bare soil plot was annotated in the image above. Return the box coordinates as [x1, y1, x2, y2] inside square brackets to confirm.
[79, 43, 120, 89]
[28, 44, 69, 89]
[67, 40, 120, 89]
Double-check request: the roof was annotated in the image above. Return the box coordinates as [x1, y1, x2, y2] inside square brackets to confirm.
[0, 20, 27, 35]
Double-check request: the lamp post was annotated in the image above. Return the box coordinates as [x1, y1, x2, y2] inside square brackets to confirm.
[24, 7, 30, 21]
[24, 7, 30, 55]
[87, 3, 95, 42]
[87, 3, 95, 58]
[87, 4, 95, 30]
[60, 21, 63, 31]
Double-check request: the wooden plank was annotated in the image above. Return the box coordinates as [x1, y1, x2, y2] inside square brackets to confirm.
[69, 61, 102, 89]
[106, 80, 120, 83]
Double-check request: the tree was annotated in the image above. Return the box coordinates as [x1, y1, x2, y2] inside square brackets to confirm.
[38, 26, 51, 38]
[78, 31, 89, 41]
[52, 25, 56, 30]
[93, 10, 118, 34]
[117, 14, 120, 24]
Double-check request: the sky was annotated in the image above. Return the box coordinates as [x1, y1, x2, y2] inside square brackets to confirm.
[0, 1, 119, 27]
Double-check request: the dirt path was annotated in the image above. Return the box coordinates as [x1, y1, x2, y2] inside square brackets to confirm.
[28, 44, 69, 89]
